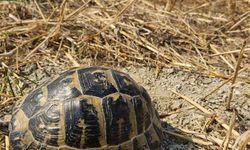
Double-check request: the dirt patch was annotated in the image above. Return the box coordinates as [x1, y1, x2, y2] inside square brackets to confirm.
[124, 66, 250, 149]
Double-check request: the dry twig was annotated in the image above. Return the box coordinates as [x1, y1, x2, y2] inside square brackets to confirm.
[163, 129, 213, 146]
[171, 90, 240, 137]
[222, 110, 236, 150]
[233, 130, 250, 150]
[226, 41, 246, 110]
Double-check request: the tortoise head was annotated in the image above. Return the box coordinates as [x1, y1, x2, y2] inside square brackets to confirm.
[0, 119, 9, 135]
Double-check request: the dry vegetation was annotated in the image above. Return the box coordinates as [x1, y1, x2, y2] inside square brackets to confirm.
[0, 0, 250, 149]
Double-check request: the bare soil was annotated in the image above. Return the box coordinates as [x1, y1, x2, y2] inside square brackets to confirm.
[124, 66, 250, 149]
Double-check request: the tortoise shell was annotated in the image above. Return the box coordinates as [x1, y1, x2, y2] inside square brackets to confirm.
[9, 66, 163, 150]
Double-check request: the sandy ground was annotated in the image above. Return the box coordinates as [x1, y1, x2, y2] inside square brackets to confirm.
[123, 68, 250, 149]
[124, 66, 250, 150]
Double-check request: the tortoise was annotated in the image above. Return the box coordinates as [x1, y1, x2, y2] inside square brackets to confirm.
[0, 66, 164, 150]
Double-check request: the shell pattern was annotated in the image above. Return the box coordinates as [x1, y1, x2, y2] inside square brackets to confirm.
[9, 67, 163, 150]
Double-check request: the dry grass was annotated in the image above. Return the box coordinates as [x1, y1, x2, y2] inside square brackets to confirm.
[0, 0, 250, 149]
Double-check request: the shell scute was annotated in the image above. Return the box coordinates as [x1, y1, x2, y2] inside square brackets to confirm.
[102, 94, 132, 146]
[77, 68, 117, 98]
[144, 124, 162, 149]
[64, 97, 101, 149]
[112, 71, 140, 96]
[28, 103, 61, 147]
[47, 71, 81, 101]
[21, 88, 44, 118]
[131, 96, 151, 134]
[132, 133, 150, 150]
